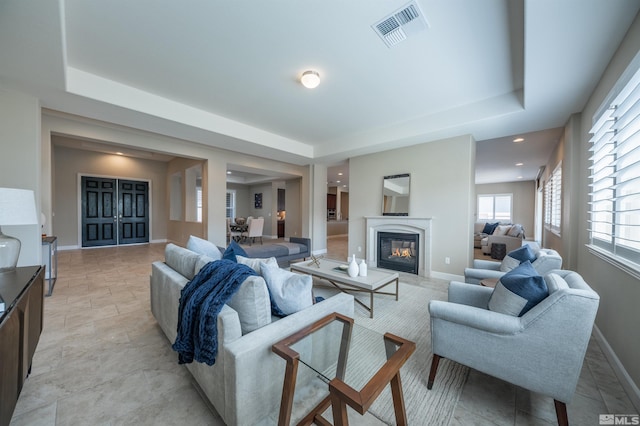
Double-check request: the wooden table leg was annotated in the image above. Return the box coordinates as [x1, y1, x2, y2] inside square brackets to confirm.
[390, 372, 407, 426]
[277, 357, 299, 426]
[331, 391, 349, 426]
[336, 320, 352, 380]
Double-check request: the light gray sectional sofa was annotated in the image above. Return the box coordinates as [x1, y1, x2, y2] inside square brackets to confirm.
[150, 243, 354, 425]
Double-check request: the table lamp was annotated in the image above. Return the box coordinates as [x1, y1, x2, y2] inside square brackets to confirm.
[0, 188, 38, 272]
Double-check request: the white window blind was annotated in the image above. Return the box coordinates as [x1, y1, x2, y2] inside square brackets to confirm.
[589, 65, 640, 267]
[544, 163, 562, 234]
[225, 190, 236, 220]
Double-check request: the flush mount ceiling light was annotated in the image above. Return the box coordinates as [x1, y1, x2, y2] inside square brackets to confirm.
[300, 70, 320, 89]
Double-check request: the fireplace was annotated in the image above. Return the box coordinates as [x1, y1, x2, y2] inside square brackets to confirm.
[377, 232, 419, 274]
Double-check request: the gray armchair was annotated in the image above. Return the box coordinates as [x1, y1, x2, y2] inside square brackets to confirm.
[427, 270, 600, 426]
[465, 248, 562, 284]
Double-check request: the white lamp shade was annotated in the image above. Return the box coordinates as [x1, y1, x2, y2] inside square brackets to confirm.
[0, 188, 38, 271]
[301, 70, 321, 89]
[0, 188, 38, 225]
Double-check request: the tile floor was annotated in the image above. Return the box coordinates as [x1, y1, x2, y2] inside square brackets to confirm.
[10, 237, 638, 425]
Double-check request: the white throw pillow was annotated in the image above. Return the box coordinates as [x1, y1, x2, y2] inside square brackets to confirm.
[493, 225, 511, 236]
[186, 235, 222, 260]
[236, 255, 278, 276]
[260, 261, 313, 316]
[226, 276, 272, 334]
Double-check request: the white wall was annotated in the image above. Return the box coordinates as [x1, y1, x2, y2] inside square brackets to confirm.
[285, 179, 302, 238]
[575, 12, 640, 400]
[349, 135, 475, 277]
[0, 87, 42, 266]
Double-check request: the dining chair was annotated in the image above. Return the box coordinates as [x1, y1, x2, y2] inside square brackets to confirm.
[228, 218, 242, 242]
[242, 217, 264, 245]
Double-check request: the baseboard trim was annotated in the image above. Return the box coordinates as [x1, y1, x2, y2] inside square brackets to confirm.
[59, 240, 167, 251]
[430, 271, 464, 282]
[592, 324, 640, 412]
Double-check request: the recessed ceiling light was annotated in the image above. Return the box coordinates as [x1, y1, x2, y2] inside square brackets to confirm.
[343, 185, 347, 187]
[116, 152, 124, 156]
[516, 162, 524, 166]
[226, 171, 232, 174]
[517, 176, 523, 179]
[336, 180, 341, 183]
[338, 172, 343, 176]
[300, 70, 320, 89]
[513, 137, 524, 143]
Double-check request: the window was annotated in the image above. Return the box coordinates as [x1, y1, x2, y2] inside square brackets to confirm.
[226, 190, 236, 220]
[477, 194, 512, 222]
[588, 64, 640, 270]
[544, 162, 562, 235]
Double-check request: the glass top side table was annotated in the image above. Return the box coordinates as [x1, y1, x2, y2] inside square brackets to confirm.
[272, 312, 415, 425]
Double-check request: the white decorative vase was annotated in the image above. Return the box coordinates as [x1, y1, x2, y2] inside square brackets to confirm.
[347, 254, 359, 277]
[358, 259, 367, 277]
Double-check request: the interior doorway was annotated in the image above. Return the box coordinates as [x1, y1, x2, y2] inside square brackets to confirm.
[81, 176, 150, 247]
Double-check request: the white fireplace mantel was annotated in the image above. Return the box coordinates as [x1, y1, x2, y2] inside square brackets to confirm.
[365, 216, 432, 277]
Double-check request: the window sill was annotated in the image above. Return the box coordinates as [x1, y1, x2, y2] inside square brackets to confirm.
[544, 225, 561, 238]
[586, 244, 640, 280]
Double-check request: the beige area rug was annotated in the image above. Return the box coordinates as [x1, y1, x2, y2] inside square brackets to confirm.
[311, 280, 470, 426]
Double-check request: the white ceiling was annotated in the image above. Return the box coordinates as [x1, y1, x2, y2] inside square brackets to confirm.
[1, 0, 639, 185]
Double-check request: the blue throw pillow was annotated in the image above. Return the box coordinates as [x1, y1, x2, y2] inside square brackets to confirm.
[222, 240, 247, 262]
[488, 261, 548, 317]
[507, 245, 536, 263]
[500, 244, 537, 272]
[482, 222, 499, 234]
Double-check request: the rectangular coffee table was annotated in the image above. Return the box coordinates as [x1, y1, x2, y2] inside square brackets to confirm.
[290, 258, 399, 318]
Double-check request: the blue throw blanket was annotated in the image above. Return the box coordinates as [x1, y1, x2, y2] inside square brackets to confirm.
[172, 259, 257, 365]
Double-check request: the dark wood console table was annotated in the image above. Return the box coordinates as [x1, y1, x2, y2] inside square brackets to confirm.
[0, 266, 45, 426]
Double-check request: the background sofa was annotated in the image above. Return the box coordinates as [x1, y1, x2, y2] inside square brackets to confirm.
[473, 222, 525, 255]
[240, 236, 311, 266]
[150, 243, 354, 425]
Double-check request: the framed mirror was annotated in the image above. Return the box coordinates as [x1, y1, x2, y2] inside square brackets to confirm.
[382, 173, 410, 216]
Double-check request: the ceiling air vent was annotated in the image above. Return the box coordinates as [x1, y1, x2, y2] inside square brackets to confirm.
[372, 1, 429, 48]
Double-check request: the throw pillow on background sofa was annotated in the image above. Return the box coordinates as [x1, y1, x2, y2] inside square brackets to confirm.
[482, 222, 499, 234]
[500, 244, 537, 272]
[493, 224, 512, 236]
[488, 261, 548, 317]
[507, 224, 525, 238]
